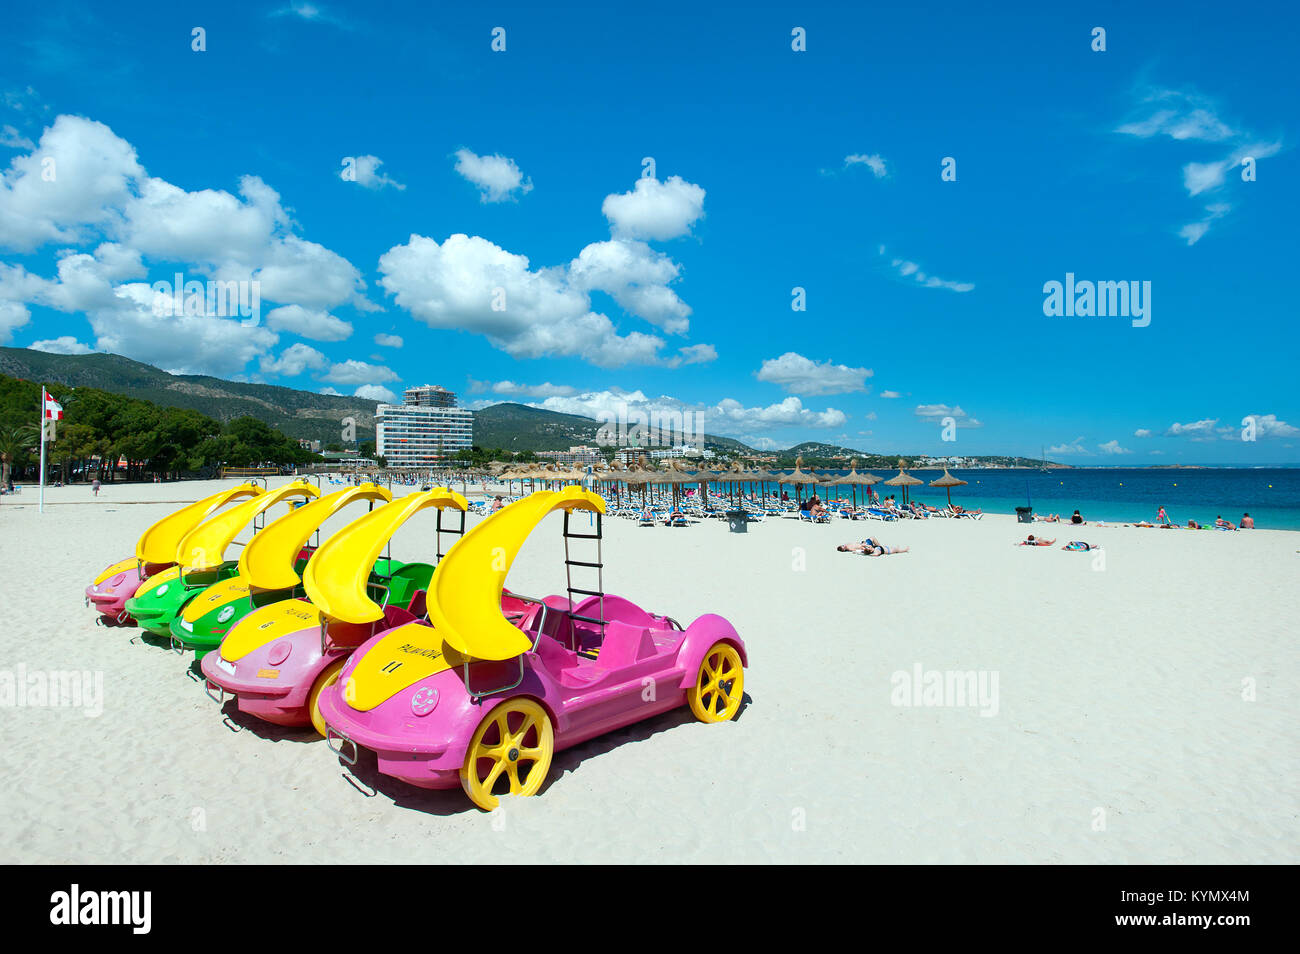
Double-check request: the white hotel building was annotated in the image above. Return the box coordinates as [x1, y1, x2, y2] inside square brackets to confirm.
[375, 385, 473, 467]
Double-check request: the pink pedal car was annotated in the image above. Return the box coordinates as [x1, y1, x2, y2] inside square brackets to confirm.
[86, 484, 263, 626]
[318, 487, 748, 810]
[200, 488, 467, 735]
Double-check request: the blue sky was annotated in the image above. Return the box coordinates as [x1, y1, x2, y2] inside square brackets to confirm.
[1, 1, 1296, 462]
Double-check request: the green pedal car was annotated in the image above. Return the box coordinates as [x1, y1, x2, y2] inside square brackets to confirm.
[169, 483, 398, 660]
[125, 480, 319, 643]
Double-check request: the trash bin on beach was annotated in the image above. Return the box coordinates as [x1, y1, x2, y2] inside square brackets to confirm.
[1015, 506, 1033, 523]
[726, 510, 748, 533]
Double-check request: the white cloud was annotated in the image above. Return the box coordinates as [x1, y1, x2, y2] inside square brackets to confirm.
[322, 358, 398, 386]
[378, 170, 715, 367]
[670, 343, 716, 366]
[0, 115, 374, 375]
[880, 390, 901, 399]
[319, 386, 341, 395]
[844, 153, 887, 177]
[914, 403, 982, 428]
[1134, 428, 1152, 437]
[756, 352, 872, 395]
[1098, 439, 1131, 455]
[1116, 90, 1236, 142]
[1116, 87, 1282, 243]
[28, 335, 92, 354]
[22, 247, 280, 376]
[259, 342, 328, 377]
[1238, 414, 1300, 439]
[265, 304, 351, 341]
[1178, 203, 1231, 245]
[879, 246, 974, 292]
[1048, 437, 1091, 456]
[353, 384, 397, 402]
[341, 155, 404, 191]
[511, 387, 845, 439]
[271, 2, 347, 26]
[1165, 418, 1219, 439]
[373, 333, 403, 348]
[601, 175, 705, 240]
[453, 148, 532, 203]
[473, 379, 580, 399]
[568, 238, 691, 334]
[0, 125, 35, 150]
[380, 232, 678, 367]
[0, 115, 144, 252]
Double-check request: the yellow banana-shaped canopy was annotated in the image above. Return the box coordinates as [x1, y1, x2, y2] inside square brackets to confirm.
[301, 487, 468, 624]
[237, 483, 393, 590]
[135, 484, 264, 565]
[177, 479, 320, 572]
[426, 487, 605, 661]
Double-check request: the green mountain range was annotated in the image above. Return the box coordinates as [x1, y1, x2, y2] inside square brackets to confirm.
[0, 348, 755, 454]
[0, 347, 379, 445]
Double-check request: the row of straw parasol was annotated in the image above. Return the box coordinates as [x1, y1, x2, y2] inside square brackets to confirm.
[484, 455, 968, 508]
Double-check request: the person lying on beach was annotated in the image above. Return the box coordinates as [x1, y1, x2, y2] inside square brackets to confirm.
[1187, 519, 1202, 529]
[1017, 535, 1055, 546]
[1061, 541, 1097, 551]
[1215, 515, 1237, 530]
[837, 538, 910, 556]
[950, 504, 983, 514]
[1035, 513, 1060, 522]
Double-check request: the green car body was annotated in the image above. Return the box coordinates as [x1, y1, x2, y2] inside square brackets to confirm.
[167, 558, 435, 660]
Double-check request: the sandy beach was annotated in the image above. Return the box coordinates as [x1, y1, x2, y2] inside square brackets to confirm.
[1, 477, 1296, 864]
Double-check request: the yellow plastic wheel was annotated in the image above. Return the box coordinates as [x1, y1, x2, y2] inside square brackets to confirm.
[459, 697, 554, 811]
[686, 642, 744, 723]
[308, 659, 347, 738]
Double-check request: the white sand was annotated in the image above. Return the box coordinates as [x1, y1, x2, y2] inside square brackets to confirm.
[1, 477, 1296, 863]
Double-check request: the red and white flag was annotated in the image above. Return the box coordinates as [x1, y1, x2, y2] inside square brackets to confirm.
[43, 388, 63, 420]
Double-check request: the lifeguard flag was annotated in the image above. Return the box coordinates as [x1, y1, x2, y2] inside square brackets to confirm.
[43, 388, 64, 420]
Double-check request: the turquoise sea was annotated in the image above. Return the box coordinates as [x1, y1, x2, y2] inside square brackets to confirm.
[695, 467, 1300, 531]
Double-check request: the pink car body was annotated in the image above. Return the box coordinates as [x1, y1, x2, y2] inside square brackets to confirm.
[200, 601, 422, 726]
[200, 488, 468, 731]
[85, 558, 152, 625]
[319, 594, 745, 791]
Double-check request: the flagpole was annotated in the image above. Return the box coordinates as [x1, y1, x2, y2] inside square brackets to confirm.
[38, 387, 47, 513]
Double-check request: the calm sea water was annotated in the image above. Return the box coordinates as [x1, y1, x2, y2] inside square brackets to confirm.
[695, 468, 1300, 531]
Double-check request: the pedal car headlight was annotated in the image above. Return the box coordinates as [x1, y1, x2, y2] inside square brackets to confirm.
[267, 641, 292, 665]
[181, 619, 194, 632]
[110, 573, 125, 586]
[217, 605, 236, 623]
[156, 583, 169, 596]
[411, 686, 439, 716]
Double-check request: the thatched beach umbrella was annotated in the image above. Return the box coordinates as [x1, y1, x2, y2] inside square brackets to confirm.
[834, 459, 883, 508]
[884, 462, 924, 505]
[778, 455, 819, 502]
[928, 467, 968, 508]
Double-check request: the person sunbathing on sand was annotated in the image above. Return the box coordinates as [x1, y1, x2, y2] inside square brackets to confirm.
[1035, 513, 1060, 522]
[1187, 519, 1202, 529]
[1018, 535, 1055, 546]
[837, 538, 910, 556]
[1215, 515, 1237, 530]
[1061, 541, 1097, 551]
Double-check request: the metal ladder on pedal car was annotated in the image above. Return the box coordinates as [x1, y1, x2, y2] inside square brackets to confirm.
[563, 510, 606, 654]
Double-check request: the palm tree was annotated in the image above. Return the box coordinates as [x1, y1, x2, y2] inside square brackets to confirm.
[0, 423, 39, 489]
